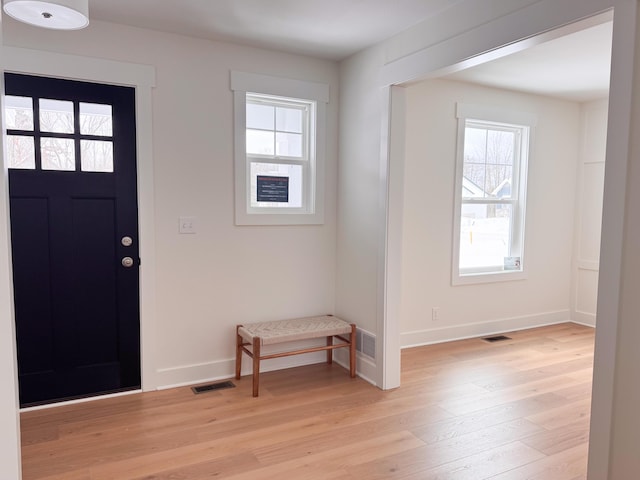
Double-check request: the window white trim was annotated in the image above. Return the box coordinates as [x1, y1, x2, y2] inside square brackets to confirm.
[231, 71, 327, 225]
[452, 103, 536, 285]
[456, 103, 537, 128]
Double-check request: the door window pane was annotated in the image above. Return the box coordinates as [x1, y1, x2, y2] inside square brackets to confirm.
[40, 99, 74, 134]
[5, 96, 34, 131]
[6, 135, 35, 169]
[81, 140, 114, 172]
[41, 138, 75, 171]
[80, 103, 113, 136]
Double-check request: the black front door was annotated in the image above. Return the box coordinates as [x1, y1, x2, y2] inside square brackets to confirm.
[5, 73, 140, 407]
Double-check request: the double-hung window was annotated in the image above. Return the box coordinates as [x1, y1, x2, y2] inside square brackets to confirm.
[246, 94, 311, 210]
[453, 104, 535, 284]
[232, 71, 328, 225]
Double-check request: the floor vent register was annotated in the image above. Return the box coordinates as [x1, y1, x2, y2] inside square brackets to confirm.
[192, 381, 236, 394]
[482, 335, 512, 343]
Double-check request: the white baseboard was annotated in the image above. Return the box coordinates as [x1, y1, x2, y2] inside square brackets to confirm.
[156, 351, 325, 390]
[334, 349, 377, 386]
[401, 310, 571, 349]
[571, 310, 596, 327]
[156, 339, 378, 390]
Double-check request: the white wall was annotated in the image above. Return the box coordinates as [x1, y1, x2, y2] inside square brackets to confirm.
[572, 99, 608, 327]
[335, 44, 388, 382]
[399, 78, 581, 347]
[2, 19, 340, 388]
[0, 16, 23, 480]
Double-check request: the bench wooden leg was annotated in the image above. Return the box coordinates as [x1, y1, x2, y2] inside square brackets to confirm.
[349, 323, 356, 378]
[326, 336, 333, 364]
[235, 325, 243, 380]
[252, 337, 261, 397]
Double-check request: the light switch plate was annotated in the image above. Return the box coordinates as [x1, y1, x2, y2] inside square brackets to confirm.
[179, 216, 197, 234]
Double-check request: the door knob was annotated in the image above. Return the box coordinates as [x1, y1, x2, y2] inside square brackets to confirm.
[121, 256, 134, 268]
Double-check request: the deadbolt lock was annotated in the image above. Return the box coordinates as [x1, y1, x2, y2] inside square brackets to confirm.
[121, 236, 133, 247]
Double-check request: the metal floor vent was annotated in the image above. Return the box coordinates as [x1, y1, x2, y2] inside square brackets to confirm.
[482, 335, 512, 343]
[356, 328, 376, 359]
[192, 381, 235, 394]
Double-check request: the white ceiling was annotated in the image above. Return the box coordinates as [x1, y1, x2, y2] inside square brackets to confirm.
[87, 0, 465, 61]
[444, 21, 613, 102]
[80, 2, 610, 102]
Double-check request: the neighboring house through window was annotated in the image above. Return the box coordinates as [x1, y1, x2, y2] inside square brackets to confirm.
[452, 104, 536, 285]
[231, 71, 328, 225]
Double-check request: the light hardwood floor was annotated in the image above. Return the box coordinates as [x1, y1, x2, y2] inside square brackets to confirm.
[20, 322, 594, 479]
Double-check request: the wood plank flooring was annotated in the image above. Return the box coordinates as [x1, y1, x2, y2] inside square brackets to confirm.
[20, 322, 594, 479]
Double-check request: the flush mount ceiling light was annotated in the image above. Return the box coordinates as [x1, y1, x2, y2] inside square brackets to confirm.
[3, 0, 89, 30]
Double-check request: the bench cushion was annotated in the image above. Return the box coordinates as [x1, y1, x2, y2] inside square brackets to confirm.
[238, 315, 352, 346]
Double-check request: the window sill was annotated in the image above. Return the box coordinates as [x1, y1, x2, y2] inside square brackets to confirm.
[452, 269, 527, 286]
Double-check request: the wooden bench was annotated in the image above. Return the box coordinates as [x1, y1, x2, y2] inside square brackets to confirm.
[235, 315, 356, 397]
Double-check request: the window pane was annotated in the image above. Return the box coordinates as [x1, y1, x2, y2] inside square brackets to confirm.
[5, 96, 34, 130]
[247, 129, 274, 155]
[276, 106, 302, 133]
[80, 103, 113, 136]
[459, 203, 513, 271]
[485, 165, 513, 198]
[6, 135, 35, 169]
[463, 127, 487, 199]
[464, 126, 517, 199]
[464, 127, 487, 164]
[276, 132, 303, 158]
[81, 140, 113, 172]
[462, 165, 486, 199]
[487, 130, 515, 165]
[41, 138, 75, 171]
[246, 103, 274, 130]
[40, 99, 74, 134]
[250, 162, 303, 208]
